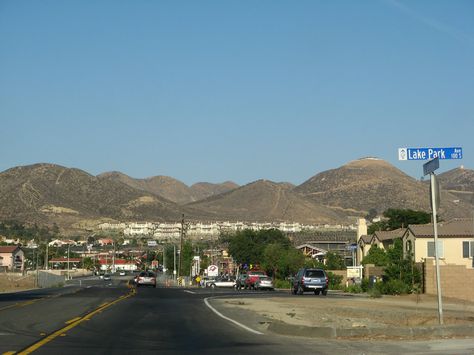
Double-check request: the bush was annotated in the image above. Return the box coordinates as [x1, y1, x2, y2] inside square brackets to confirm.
[380, 279, 410, 295]
[326, 271, 343, 290]
[345, 284, 363, 294]
[368, 287, 382, 298]
[274, 279, 291, 289]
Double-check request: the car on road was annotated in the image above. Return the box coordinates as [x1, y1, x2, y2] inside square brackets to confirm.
[292, 268, 328, 295]
[207, 276, 236, 288]
[255, 276, 274, 290]
[235, 274, 249, 290]
[245, 270, 267, 290]
[135, 271, 157, 288]
[103, 274, 111, 281]
[119, 271, 126, 276]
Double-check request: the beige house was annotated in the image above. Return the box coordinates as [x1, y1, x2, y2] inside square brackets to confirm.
[372, 229, 405, 250]
[0, 245, 25, 271]
[402, 219, 474, 268]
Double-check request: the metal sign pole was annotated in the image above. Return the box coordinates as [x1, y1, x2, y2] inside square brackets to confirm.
[430, 172, 443, 325]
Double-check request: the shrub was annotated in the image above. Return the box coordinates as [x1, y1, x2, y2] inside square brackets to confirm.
[345, 284, 363, 294]
[326, 271, 343, 290]
[380, 279, 410, 295]
[274, 279, 291, 289]
[368, 287, 382, 298]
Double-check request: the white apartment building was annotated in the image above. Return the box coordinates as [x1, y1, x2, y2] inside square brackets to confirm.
[97, 220, 355, 240]
[124, 222, 156, 236]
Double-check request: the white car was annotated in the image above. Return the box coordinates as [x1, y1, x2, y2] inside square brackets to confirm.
[119, 271, 126, 276]
[255, 276, 274, 290]
[207, 277, 236, 288]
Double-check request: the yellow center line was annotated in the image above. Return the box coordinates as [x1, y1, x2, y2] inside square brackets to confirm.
[65, 317, 81, 325]
[16, 290, 135, 355]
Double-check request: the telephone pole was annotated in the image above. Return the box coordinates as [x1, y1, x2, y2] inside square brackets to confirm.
[178, 214, 184, 278]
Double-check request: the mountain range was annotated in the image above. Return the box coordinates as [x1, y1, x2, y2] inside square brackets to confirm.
[0, 158, 472, 235]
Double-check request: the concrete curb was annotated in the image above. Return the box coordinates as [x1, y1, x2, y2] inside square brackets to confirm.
[268, 321, 474, 339]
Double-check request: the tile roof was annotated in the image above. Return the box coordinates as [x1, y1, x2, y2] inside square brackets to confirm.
[359, 235, 373, 244]
[408, 219, 474, 238]
[0, 246, 20, 253]
[373, 228, 405, 241]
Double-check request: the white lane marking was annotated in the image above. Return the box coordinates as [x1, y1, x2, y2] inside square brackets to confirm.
[204, 297, 263, 335]
[183, 290, 196, 294]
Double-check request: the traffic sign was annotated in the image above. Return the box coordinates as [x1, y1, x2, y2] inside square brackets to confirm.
[423, 157, 439, 176]
[398, 147, 462, 161]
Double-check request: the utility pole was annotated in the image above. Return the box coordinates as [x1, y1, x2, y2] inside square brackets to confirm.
[44, 243, 49, 270]
[178, 214, 184, 278]
[173, 244, 176, 281]
[67, 244, 70, 281]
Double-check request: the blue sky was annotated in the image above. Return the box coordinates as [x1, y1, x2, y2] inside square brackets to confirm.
[1, 0, 473, 185]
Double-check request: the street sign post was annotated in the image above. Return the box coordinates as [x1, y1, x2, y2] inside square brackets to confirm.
[398, 147, 462, 161]
[423, 158, 443, 325]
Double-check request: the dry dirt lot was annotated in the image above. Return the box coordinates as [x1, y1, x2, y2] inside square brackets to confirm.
[215, 293, 474, 339]
[0, 274, 35, 293]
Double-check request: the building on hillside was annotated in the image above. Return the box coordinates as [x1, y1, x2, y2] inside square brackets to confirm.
[48, 239, 77, 247]
[0, 245, 24, 272]
[97, 238, 114, 246]
[124, 222, 156, 237]
[98, 258, 138, 272]
[402, 219, 474, 268]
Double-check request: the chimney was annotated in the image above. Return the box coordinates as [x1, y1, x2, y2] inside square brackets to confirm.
[357, 218, 367, 242]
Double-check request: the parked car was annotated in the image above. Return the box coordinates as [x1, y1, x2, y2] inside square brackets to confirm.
[207, 276, 236, 288]
[245, 270, 267, 290]
[292, 268, 328, 295]
[255, 276, 274, 291]
[235, 274, 249, 290]
[119, 271, 126, 276]
[135, 271, 157, 288]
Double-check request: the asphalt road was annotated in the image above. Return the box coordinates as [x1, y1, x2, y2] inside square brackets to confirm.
[1, 277, 473, 354]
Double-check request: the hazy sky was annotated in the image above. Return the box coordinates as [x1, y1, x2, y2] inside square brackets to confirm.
[1, 1, 473, 185]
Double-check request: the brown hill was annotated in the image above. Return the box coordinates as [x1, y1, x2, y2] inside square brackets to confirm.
[186, 179, 347, 224]
[99, 172, 239, 205]
[294, 158, 471, 220]
[436, 167, 474, 205]
[99, 172, 195, 205]
[0, 164, 183, 231]
[190, 181, 239, 201]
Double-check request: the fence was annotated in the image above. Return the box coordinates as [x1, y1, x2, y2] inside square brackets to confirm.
[424, 259, 474, 302]
[37, 271, 66, 288]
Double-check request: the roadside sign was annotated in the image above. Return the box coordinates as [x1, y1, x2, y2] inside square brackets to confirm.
[346, 244, 357, 251]
[423, 157, 440, 176]
[398, 147, 462, 161]
[207, 264, 219, 277]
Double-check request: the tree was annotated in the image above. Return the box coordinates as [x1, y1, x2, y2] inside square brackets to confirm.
[365, 208, 378, 222]
[325, 251, 346, 270]
[261, 243, 286, 278]
[361, 245, 389, 266]
[82, 257, 97, 270]
[368, 209, 431, 234]
[225, 229, 290, 266]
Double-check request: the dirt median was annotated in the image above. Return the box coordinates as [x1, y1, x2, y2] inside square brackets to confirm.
[213, 292, 474, 340]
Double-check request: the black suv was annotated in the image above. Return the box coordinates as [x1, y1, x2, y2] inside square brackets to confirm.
[292, 268, 328, 295]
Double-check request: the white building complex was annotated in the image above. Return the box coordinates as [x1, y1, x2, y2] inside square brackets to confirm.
[98, 221, 355, 241]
